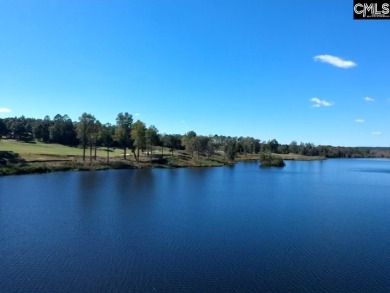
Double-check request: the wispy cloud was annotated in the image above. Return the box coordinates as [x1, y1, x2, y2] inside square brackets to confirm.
[0, 107, 11, 113]
[310, 97, 333, 108]
[355, 119, 365, 123]
[134, 113, 140, 117]
[372, 131, 382, 135]
[314, 54, 357, 69]
[364, 96, 375, 102]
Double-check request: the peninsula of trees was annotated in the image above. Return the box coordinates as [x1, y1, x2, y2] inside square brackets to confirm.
[0, 112, 387, 175]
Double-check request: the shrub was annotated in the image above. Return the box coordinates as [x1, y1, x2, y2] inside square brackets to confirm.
[259, 152, 285, 167]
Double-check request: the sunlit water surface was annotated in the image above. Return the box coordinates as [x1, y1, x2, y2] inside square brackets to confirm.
[1, 159, 390, 292]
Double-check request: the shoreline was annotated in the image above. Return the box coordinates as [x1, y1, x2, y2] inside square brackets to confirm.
[4, 150, 384, 177]
[0, 153, 327, 176]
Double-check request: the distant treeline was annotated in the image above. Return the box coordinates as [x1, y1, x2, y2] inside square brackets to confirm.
[0, 114, 388, 161]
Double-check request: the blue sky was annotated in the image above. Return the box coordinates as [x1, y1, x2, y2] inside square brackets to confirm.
[0, 0, 389, 146]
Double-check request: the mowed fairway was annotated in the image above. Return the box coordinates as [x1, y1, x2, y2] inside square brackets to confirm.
[0, 140, 123, 161]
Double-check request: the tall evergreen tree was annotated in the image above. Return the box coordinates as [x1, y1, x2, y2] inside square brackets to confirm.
[115, 112, 133, 160]
[77, 113, 96, 161]
[101, 123, 114, 164]
[146, 125, 159, 156]
[131, 120, 146, 163]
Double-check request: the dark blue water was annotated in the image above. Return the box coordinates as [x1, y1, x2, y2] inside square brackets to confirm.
[1, 159, 390, 292]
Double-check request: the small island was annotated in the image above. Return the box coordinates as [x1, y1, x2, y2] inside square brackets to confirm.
[259, 152, 286, 167]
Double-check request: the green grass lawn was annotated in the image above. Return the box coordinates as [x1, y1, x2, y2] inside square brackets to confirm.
[0, 139, 123, 161]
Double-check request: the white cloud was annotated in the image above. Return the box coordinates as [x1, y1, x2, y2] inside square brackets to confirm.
[355, 119, 365, 123]
[372, 131, 382, 135]
[0, 107, 11, 113]
[310, 97, 333, 108]
[314, 54, 357, 69]
[134, 113, 140, 116]
[364, 96, 375, 102]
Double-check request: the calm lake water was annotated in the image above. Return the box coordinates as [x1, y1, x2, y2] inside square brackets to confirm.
[1, 159, 390, 292]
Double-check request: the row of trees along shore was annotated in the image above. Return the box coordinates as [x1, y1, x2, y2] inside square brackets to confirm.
[0, 113, 380, 163]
